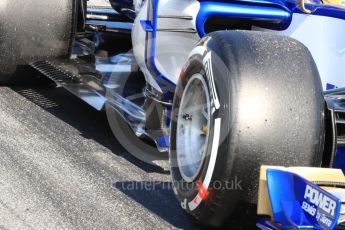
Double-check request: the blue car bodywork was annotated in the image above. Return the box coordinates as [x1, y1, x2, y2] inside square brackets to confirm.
[259, 169, 345, 229]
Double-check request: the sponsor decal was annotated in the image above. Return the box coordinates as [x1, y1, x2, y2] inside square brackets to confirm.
[304, 184, 336, 217]
[302, 184, 337, 228]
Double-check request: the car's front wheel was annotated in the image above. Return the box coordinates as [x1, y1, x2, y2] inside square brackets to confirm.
[170, 31, 325, 227]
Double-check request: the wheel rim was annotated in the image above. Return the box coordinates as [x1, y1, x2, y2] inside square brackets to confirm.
[176, 73, 211, 183]
[106, 104, 169, 169]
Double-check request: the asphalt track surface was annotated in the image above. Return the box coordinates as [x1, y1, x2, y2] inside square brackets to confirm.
[0, 1, 197, 228]
[0, 71, 200, 230]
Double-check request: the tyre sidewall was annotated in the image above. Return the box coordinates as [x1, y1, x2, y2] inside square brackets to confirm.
[170, 39, 237, 222]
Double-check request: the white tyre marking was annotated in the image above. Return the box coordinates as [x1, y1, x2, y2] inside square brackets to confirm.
[173, 186, 178, 195]
[188, 118, 221, 211]
[203, 52, 220, 112]
[187, 46, 207, 59]
[181, 198, 187, 210]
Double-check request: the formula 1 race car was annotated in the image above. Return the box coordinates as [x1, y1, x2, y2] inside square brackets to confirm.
[1, 0, 345, 228]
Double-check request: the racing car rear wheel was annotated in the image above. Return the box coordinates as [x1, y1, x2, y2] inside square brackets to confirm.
[0, 0, 78, 84]
[106, 104, 169, 168]
[170, 31, 325, 227]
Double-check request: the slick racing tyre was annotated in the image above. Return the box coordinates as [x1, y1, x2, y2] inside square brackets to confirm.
[169, 31, 325, 227]
[0, 0, 78, 84]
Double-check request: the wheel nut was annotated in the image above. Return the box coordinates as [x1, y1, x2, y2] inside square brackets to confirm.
[201, 126, 208, 135]
[182, 114, 192, 121]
